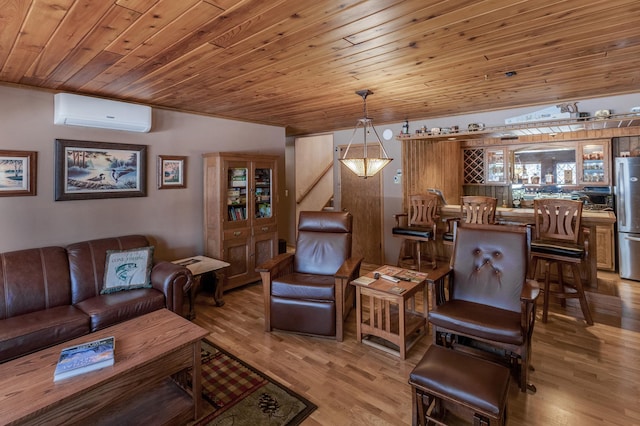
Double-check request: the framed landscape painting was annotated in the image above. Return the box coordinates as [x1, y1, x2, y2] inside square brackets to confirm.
[0, 150, 37, 197]
[55, 139, 147, 201]
[157, 155, 187, 189]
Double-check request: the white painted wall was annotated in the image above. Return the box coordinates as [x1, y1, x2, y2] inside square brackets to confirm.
[0, 85, 285, 260]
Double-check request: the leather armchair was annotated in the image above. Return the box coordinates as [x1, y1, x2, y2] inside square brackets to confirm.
[256, 211, 363, 342]
[428, 223, 540, 393]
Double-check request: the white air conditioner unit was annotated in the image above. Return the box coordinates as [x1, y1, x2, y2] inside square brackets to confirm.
[54, 93, 152, 133]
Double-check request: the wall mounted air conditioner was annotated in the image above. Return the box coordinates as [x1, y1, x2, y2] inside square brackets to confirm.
[54, 93, 152, 132]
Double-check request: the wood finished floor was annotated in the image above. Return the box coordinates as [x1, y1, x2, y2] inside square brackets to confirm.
[192, 266, 640, 425]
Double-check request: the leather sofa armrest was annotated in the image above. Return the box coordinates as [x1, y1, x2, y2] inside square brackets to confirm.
[151, 261, 193, 315]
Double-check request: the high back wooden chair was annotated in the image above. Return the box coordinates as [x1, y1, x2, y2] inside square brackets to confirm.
[461, 195, 497, 225]
[392, 193, 439, 270]
[443, 196, 497, 244]
[530, 199, 593, 325]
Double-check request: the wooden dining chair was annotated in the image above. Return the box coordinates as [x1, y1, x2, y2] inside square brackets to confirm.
[392, 193, 439, 270]
[443, 196, 497, 244]
[529, 199, 594, 325]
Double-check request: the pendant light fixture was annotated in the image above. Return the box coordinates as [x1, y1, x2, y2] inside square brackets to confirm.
[339, 89, 393, 178]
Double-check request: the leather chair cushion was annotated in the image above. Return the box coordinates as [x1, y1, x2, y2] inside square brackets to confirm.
[531, 241, 584, 258]
[392, 226, 433, 239]
[270, 296, 336, 336]
[272, 273, 336, 301]
[0, 305, 89, 363]
[74, 288, 165, 332]
[428, 299, 524, 345]
[409, 345, 510, 418]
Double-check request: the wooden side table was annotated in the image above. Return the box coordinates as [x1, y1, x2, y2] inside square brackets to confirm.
[173, 256, 230, 319]
[350, 264, 450, 359]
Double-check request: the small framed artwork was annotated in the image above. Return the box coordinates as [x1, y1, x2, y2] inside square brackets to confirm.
[0, 150, 37, 197]
[55, 139, 147, 201]
[157, 155, 187, 189]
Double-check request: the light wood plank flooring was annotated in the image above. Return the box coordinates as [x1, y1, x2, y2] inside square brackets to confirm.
[192, 266, 640, 425]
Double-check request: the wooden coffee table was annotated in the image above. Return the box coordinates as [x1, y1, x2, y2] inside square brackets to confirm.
[350, 264, 450, 359]
[0, 309, 208, 425]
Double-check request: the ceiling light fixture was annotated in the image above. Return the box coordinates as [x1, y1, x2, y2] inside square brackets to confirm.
[339, 90, 393, 178]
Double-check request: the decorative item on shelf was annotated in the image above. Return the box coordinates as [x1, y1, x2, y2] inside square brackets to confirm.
[401, 119, 410, 135]
[595, 109, 612, 120]
[339, 90, 393, 178]
[467, 122, 485, 131]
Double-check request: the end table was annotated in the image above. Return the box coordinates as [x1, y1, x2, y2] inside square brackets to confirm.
[173, 256, 230, 319]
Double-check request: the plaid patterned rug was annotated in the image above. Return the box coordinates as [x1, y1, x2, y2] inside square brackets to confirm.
[191, 340, 316, 426]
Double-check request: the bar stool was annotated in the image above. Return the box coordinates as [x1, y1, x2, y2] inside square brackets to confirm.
[443, 196, 497, 244]
[529, 199, 594, 325]
[392, 193, 439, 270]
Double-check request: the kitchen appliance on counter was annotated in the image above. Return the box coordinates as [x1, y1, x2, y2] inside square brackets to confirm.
[577, 186, 614, 210]
[615, 157, 640, 281]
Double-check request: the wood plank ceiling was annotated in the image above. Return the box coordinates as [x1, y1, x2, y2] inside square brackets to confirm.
[2, 0, 640, 136]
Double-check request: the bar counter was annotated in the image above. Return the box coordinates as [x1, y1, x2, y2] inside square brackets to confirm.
[440, 205, 616, 288]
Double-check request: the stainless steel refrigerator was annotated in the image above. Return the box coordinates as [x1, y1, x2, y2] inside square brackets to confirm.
[615, 157, 640, 281]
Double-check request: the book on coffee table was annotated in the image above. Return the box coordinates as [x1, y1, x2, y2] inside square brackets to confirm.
[54, 336, 115, 382]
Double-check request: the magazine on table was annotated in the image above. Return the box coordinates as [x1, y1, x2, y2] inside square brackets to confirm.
[376, 266, 428, 283]
[53, 336, 115, 382]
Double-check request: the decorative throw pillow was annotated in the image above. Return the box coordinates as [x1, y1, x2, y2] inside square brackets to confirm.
[101, 246, 154, 294]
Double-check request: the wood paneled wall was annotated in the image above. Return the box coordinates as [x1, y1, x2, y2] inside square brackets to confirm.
[401, 139, 461, 210]
[401, 126, 640, 211]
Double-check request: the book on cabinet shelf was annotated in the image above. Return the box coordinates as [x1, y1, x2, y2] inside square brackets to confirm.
[53, 336, 115, 381]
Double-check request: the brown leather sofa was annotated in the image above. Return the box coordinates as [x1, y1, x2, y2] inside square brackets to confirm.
[0, 235, 193, 363]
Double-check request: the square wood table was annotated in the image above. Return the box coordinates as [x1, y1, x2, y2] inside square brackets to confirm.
[174, 255, 230, 319]
[350, 264, 450, 359]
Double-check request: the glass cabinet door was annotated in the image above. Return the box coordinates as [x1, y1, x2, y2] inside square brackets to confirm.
[253, 164, 273, 219]
[579, 141, 609, 184]
[227, 164, 249, 222]
[486, 148, 506, 183]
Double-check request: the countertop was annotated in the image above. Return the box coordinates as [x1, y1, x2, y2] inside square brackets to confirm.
[440, 205, 616, 225]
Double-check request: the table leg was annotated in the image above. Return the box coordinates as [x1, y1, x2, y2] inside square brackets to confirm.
[192, 340, 202, 419]
[213, 270, 226, 307]
[356, 289, 363, 343]
[399, 296, 407, 360]
[423, 283, 430, 334]
[187, 275, 202, 320]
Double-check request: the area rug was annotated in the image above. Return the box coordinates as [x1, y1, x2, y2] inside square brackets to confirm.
[190, 340, 316, 426]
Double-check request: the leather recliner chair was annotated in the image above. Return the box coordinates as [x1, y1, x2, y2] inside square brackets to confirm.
[256, 211, 363, 342]
[428, 223, 540, 393]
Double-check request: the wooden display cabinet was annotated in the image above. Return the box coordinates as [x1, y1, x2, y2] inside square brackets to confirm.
[486, 148, 507, 183]
[578, 140, 610, 185]
[463, 147, 508, 184]
[203, 152, 278, 290]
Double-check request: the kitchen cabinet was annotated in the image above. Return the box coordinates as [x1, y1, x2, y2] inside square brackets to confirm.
[486, 148, 507, 183]
[203, 152, 278, 290]
[596, 224, 614, 271]
[578, 140, 610, 185]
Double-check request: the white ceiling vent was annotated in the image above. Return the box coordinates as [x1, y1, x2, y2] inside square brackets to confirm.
[54, 93, 152, 133]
